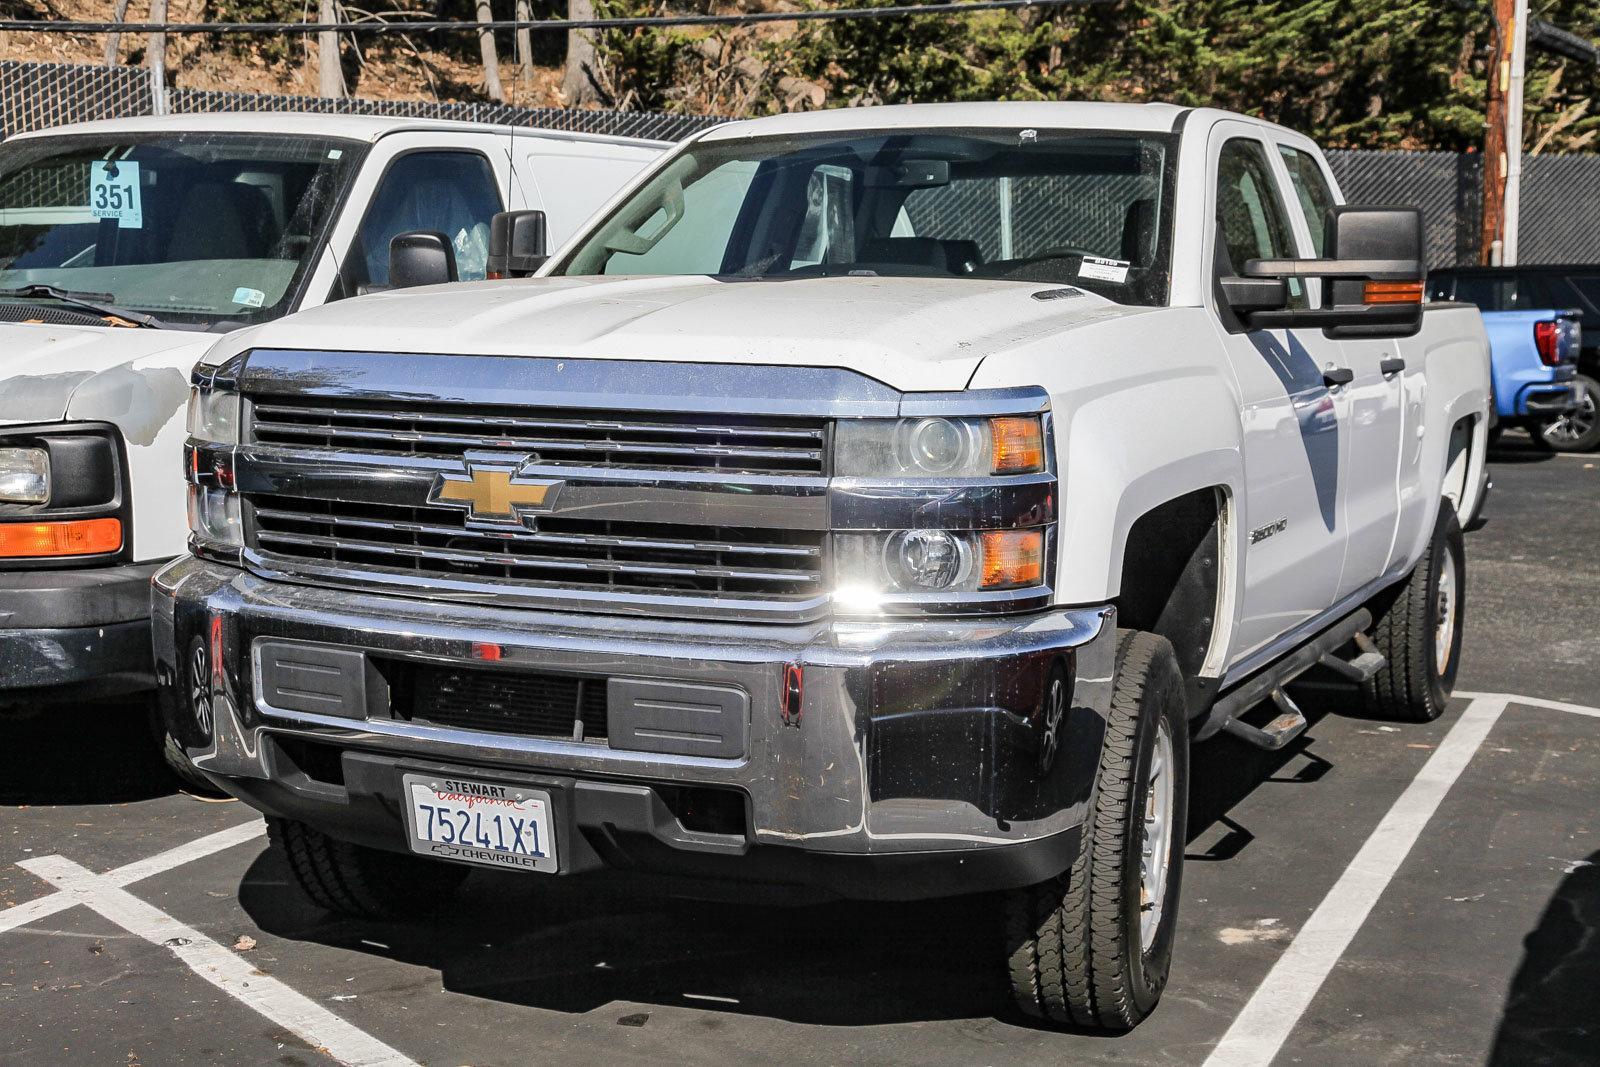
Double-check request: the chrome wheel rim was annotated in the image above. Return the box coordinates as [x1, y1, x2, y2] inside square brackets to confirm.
[1544, 389, 1596, 446]
[1140, 721, 1175, 952]
[1434, 551, 1458, 678]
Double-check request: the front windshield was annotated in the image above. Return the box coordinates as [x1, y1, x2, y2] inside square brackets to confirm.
[0, 132, 362, 329]
[552, 128, 1176, 306]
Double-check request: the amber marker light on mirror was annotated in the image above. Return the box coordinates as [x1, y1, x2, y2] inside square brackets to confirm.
[0, 517, 122, 558]
[1363, 280, 1424, 305]
[989, 417, 1045, 473]
[979, 529, 1044, 589]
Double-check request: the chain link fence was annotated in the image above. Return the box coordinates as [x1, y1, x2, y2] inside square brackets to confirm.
[1328, 149, 1600, 268]
[5, 58, 1600, 268]
[1, 59, 721, 144]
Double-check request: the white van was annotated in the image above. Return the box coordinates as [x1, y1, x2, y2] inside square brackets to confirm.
[0, 112, 665, 781]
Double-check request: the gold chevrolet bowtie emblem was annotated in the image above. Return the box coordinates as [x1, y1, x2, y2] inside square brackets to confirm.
[428, 465, 563, 524]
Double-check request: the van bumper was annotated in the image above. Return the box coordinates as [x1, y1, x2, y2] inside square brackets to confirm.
[0, 562, 164, 702]
[153, 557, 1115, 900]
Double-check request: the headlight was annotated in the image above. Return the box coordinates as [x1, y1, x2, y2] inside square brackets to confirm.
[0, 447, 49, 504]
[835, 528, 1044, 600]
[187, 387, 240, 445]
[187, 485, 243, 549]
[834, 416, 1044, 478]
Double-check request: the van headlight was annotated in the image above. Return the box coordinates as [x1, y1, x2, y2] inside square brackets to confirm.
[0, 447, 50, 504]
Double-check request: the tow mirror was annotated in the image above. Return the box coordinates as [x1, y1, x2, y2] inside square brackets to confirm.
[1224, 206, 1425, 339]
[487, 210, 548, 278]
[388, 231, 458, 290]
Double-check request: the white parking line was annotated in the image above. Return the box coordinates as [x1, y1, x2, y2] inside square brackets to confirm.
[1204, 691, 1600, 1067]
[0, 819, 265, 935]
[20, 854, 417, 1067]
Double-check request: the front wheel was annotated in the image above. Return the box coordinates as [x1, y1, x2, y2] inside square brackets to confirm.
[1362, 506, 1465, 722]
[1004, 630, 1189, 1031]
[1540, 374, 1600, 453]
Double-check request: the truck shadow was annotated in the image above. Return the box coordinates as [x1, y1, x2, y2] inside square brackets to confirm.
[0, 697, 180, 804]
[1486, 848, 1600, 1065]
[240, 845, 1018, 1027]
[1184, 682, 1342, 862]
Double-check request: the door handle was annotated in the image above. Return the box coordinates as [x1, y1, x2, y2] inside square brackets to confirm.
[1322, 367, 1355, 388]
[1380, 357, 1406, 376]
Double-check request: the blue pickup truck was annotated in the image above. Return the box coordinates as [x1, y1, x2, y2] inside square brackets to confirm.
[1430, 266, 1595, 451]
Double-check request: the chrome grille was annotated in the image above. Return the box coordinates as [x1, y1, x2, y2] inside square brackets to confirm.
[248, 494, 824, 598]
[250, 396, 827, 476]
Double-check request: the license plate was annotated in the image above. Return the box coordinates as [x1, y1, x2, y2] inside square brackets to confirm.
[401, 773, 557, 873]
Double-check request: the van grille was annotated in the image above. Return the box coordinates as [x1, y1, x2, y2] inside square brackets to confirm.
[250, 396, 828, 476]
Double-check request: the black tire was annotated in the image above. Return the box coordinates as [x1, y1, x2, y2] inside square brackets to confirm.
[1004, 630, 1189, 1031]
[1539, 374, 1600, 453]
[269, 816, 470, 920]
[1362, 506, 1465, 722]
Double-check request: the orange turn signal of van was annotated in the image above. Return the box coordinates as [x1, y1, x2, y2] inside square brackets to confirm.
[0, 517, 123, 558]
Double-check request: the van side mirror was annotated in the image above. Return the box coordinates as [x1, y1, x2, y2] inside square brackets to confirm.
[487, 210, 548, 278]
[388, 231, 458, 290]
[1223, 206, 1425, 339]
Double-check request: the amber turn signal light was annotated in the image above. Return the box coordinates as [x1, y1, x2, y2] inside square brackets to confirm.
[979, 529, 1044, 589]
[990, 417, 1045, 473]
[0, 517, 122, 558]
[1363, 280, 1424, 305]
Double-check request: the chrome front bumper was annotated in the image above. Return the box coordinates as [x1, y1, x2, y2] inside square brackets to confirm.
[153, 558, 1114, 892]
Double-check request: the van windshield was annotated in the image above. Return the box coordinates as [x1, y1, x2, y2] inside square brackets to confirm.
[551, 128, 1176, 306]
[0, 132, 362, 329]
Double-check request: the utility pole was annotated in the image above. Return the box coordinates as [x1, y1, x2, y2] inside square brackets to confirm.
[1480, 0, 1528, 265]
[1502, 0, 1529, 265]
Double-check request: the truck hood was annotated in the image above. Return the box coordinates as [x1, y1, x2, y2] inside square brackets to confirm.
[215, 275, 1156, 392]
[0, 322, 207, 444]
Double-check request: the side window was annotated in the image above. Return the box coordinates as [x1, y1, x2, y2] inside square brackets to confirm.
[1216, 138, 1306, 308]
[1451, 275, 1514, 311]
[1514, 274, 1566, 311]
[1277, 146, 1338, 256]
[353, 151, 503, 290]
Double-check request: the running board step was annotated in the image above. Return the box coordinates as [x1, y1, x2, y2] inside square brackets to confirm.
[1317, 632, 1388, 683]
[1198, 607, 1375, 748]
[1220, 687, 1309, 751]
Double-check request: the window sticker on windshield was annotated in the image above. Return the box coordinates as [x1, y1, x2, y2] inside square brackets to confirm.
[89, 161, 143, 229]
[231, 287, 266, 308]
[1078, 255, 1130, 284]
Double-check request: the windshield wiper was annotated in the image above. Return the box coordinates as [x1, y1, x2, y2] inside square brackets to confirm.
[0, 284, 169, 329]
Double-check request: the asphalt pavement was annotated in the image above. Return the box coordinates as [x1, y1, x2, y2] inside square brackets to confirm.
[2, 435, 1596, 1066]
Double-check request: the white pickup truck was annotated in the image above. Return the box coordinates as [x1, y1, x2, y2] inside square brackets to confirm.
[0, 112, 663, 771]
[153, 102, 1491, 1029]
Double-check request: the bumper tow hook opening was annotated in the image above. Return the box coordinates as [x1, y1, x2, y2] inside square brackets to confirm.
[781, 663, 803, 727]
